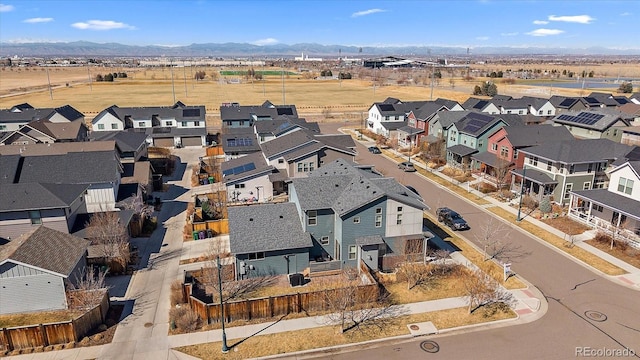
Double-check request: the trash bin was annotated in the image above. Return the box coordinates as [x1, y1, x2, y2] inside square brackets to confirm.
[289, 273, 304, 287]
[192, 231, 199, 241]
[208, 176, 215, 183]
[206, 229, 214, 238]
[199, 231, 205, 240]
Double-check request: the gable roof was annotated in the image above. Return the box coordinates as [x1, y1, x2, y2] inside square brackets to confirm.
[431, 110, 472, 129]
[498, 124, 575, 147]
[0, 154, 22, 184]
[260, 130, 316, 159]
[228, 202, 312, 254]
[0, 226, 89, 277]
[220, 102, 298, 121]
[520, 138, 635, 164]
[221, 129, 260, 154]
[0, 140, 117, 156]
[89, 131, 147, 152]
[455, 112, 523, 137]
[553, 110, 630, 131]
[17, 151, 120, 184]
[462, 97, 491, 111]
[221, 151, 274, 183]
[0, 105, 83, 124]
[434, 98, 462, 110]
[410, 102, 448, 120]
[0, 182, 88, 212]
[99, 103, 206, 122]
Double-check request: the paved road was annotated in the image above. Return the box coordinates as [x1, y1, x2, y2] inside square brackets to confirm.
[300, 123, 640, 360]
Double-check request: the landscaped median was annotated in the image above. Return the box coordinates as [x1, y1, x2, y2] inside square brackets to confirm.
[174, 306, 515, 360]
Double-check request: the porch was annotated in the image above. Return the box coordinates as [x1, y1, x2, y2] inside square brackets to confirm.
[446, 144, 478, 171]
[510, 167, 557, 202]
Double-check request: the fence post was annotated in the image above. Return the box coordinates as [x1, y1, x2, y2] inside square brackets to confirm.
[39, 324, 49, 347]
[2, 328, 13, 352]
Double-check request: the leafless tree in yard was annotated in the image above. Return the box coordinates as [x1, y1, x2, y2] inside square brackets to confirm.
[492, 158, 512, 190]
[86, 211, 130, 271]
[67, 266, 109, 310]
[323, 269, 401, 333]
[462, 268, 515, 314]
[476, 218, 529, 262]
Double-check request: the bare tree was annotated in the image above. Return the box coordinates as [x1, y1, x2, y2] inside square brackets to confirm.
[475, 218, 528, 262]
[67, 266, 109, 310]
[462, 268, 515, 314]
[492, 158, 512, 189]
[323, 269, 399, 333]
[86, 212, 130, 271]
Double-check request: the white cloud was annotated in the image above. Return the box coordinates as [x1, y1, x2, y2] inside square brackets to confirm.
[0, 3, 14, 12]
[548, 15, 594, 24]
[476, 36, 489, 41]
[23, 17, 54, 23]
[71, 20, 135, 30]
[351, 8, 385, 18]
[526, 28, 564, 37]
[501, 32, 518, 36]
[252, 38, 278, 46]
[620, 12, 631, 16]
[533, 20, 549, 25]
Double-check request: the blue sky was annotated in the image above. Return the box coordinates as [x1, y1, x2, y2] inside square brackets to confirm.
[0, 1, 638, 49]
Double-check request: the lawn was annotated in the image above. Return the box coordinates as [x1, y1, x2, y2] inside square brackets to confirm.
[488, 207, 627, 276]
[584, 238, 640, 269]
[175, 306, 516, 360]
[0, 309, 83, 327]
[382, 266, 470, 304]
[539, 216, 591, 235]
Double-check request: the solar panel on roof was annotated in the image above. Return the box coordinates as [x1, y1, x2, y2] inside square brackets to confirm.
[559, 98, 575, 107]
[277, 108, 294, 115]
[223, 162, 257, 176]
[182, 108, 200, 117]
[378, 104, 395, 112]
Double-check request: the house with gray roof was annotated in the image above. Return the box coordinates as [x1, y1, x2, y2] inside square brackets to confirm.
[0, 226, 90, 314]
[289, 159, 428, 272]
[228, 202, 312, 278]
[552, 109, 631, 141]
[401, 102, 451, 147]
[366, 99, 429, 138]
[0, 118, 88, 146]
[253, 118, 320, 144]
[221, 128, 261, 160]
[89, 131, 148, 163]
[91, 102, 206, 147]
[549, 96, 589, 114]
[220, 101, 299, 129]
[513, 139, 637, 205]
[0, 182, 89, 241]
[222, 151, 275, 203]
[461, 97, 500, 114]
[0, 104, 84, 133]
[568, 160, 640, 247]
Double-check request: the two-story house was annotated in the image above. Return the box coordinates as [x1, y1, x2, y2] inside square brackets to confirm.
[222, 151, 276, 203]
[461, 98, 500, 114]
[399, 102, 449, 147]
[552, 110, 631, 141]
[253, 118, 320, 144]
[522, 96, 556, 118]
[0, 104, 84, 132]
[91, 102, 206, 147]
[220, 101, 299, 129]
[0, 118, 89, 145]
[366, 98, 428, 138]
[472, 124, 574, 185]
[568, 160, 640, 245]
[290, 159, 428, 272]
[512, 139, 636, 205]
[446, 112, 523, 170]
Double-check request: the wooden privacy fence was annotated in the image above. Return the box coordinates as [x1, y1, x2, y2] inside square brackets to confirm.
[184, 263, 379, 324]
[0, 290, 109, 352]
[191, 218, 229, 235]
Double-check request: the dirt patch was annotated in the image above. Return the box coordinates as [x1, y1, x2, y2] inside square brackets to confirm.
[540, 216, 591, 236]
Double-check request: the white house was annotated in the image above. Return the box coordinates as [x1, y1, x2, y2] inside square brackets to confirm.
[366, 98, 428, 137]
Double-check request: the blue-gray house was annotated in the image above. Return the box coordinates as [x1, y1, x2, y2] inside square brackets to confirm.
[290, 159, 429, 272]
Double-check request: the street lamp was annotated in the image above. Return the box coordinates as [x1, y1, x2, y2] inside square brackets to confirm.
[217, 255, 229, 353]
[516, 166, 527, 222]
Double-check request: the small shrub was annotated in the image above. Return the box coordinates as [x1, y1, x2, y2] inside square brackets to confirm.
[594, 231, 611, 245]
[171, 306, 200, 332]
[522, 195, 538, 210]
[479, 183, 497, 194]
[539, 196, 552, 214]
[171, 280, 185, 306]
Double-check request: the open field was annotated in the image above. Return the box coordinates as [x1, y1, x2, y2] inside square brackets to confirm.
[3, 64, 636, 119]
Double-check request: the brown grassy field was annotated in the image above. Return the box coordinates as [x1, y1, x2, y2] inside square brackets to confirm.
[3, 64, 634, 118]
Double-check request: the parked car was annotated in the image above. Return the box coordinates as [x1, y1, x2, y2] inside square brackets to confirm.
[405, 185, 420, 196]
[436, 207, 470, 231]
[368, 146, 381, 154]
[398, 161, 416, 172]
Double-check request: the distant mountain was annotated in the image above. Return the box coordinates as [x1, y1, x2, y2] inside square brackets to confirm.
[1, 41, 639, 57]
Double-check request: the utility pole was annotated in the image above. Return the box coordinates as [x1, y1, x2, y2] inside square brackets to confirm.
[46, 65, 53, 100]
[170, 59, 176, 103]
[217, 256, 229, 353]
[87, 63, 92, 92]
[281, 60, 286, 105]
[183, 61, 188, 97]
[516, 166, 527, 222]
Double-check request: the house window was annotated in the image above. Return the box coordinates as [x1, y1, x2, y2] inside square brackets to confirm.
[375, 207, 382, 214]
[297, 163, 303, 172]
[564, 183, 572, 200]
[375, 214, 382, 227]
[308, 210, 317, 226]
[583, 182, 591, 190]
[111, 123, 118, 129]
[139, 122, 146, 127]
[491, 143, 498, 151]
[594, 205, 603, 212]
[353, 216, 361, 224]
[320, 236, 329, 245]
[165, 121, 172, 126]
[587, 163, 593, 173]
[618, 177, 634, 195]
[478, 140, 483, 148]
[397, 206, 403, 212]
[234, 184, 245, 189]
[531, 157, 538, 166]
[348, 245, 357, 260]
[569, 164, 575, 174]
[538, 110, 543, 115]
[239, 121, 245, 126]
[518, 110, 524, 114]
[194, 121, 200, 127]
[182, 121, 188, 127]
[513, 150, 518, 159]
[97, 124, 105, 130]
[396, 214, 403, 225]
[500, 146, 509, 158]
[547, 110, 552, 115]
[248, 252, 265, 260]
[29, 210, 42, 225]
[546, 161, 552, 171]
[0, 125, 6, 130]
[278, 159, 284, 164]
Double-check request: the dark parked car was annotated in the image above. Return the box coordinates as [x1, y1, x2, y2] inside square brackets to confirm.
[398, 161, 416, 172]
[436, 207, 470, 231]
[368, 146, 381, 154]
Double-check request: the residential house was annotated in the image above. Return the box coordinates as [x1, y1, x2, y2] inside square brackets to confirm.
[427, 111, 471, 144]
[0, 119, 89, 145]
[630, 93, 640, 105]
[0, 104, 84, 132]
[445, 112, 523, 169]
[549, 96, 589, 114]
[434, 98, 464, 111]
[0, 182, 88, 241]
[401, 102, 449, 147]
[472, 124, 575, 186]
[289, 159, 428, 272]
[512, 139, 636, 205]
[221, 128, 261, 160]
[366, 98, 429, 138]
[220, 101, 299, 129]
[0, 226, 90, 314]
[461, 98, 500, 114]
[253, 118, 320, 144]
[618, 103, 640, 123]
[522, 96, 556, 118]
[552, 109, 631, 141]
[568, 160, 640, 246]
[621, 126, 640, 146]
[89, 131, 148, 163]
[586, 92, 631, 108]
[91, 102, 206, 147]
[222, 151, 275, 203]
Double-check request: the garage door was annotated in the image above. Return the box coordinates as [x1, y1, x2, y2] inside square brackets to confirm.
[154, 137, 175, 147]
[181, 136, 202, 147]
